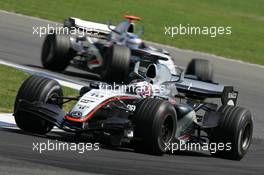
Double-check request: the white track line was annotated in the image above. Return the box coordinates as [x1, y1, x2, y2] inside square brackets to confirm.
[0, 114, 15, 126]
[0, 59, 83, 90]
[0, 113, 63, 132]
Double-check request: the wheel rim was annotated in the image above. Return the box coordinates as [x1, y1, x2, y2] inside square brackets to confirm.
[241, 123, 252, 151]
[47, 92, 61, 106]
[160, 115, 174, 144]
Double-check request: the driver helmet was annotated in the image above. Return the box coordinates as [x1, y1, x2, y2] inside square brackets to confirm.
[129, 80, 153, 97]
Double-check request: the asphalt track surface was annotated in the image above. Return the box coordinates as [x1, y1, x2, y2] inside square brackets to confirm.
[0, 11, 264, 175]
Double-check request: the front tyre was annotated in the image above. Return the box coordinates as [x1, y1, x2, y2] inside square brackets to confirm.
[41, 33, 74, 72]
[14, 75, 63, 134]
[134, 98, 177, 155]
[210, 105, 253, 160]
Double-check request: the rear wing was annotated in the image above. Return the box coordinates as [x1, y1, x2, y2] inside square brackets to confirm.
[175, 77, 238, 105]
[64, 17, 115, 35]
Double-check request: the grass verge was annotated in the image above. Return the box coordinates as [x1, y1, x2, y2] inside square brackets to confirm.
[0, 64, 77, 113]
[0, 0, 263, 65]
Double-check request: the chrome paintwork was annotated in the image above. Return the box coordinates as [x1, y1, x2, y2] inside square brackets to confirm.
[67, 17, 177, 74]
[70, 89, 138, 119]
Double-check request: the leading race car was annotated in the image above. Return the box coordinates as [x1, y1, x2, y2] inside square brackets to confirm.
[14, 64, 253, 160]
[41, 16, 213, 83]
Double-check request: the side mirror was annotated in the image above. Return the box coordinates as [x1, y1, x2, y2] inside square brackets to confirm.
[177, 67, 185, 83]
[107, 20, 121, 35]
[132, 61, 146, 80]
[107, 20, 113, 30]
[133, 61, 140, 74]
[162, 66, 185, 85]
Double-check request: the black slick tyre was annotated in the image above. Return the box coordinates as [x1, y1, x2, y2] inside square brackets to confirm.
[186, 58, 213, 82]
[210, 105, 253, 160]
[134, 98, 177, 155]
[41, 33, 73, 71]
[101, 45, 130, 83]
[14, 75, 63, 134]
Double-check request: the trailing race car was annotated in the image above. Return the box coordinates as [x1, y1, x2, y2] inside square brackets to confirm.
[14, 64, 252, 160]
[41, 16, 213, 83]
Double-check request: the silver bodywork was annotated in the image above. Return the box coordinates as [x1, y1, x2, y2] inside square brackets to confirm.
[68, 64, 209, 138]
[66, 17, 177, 74]
[70, 88, 139, 119]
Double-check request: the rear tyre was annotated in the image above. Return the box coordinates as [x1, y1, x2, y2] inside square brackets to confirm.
[101, 45, 130, 83]
[186, 58, 213, 82]
[210, 105, 253, 160]
[41, 33, 74, 72]
[14, 76, 63, 134]
[134, 98, 177, 155]
[63, 18, 75, 29]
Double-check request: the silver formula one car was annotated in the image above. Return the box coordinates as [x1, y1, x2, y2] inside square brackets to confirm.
[14, 64, 252, 160]
[41, 16, 213, 83]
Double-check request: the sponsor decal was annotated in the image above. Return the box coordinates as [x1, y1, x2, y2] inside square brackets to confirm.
[70, 111, 83, 118]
